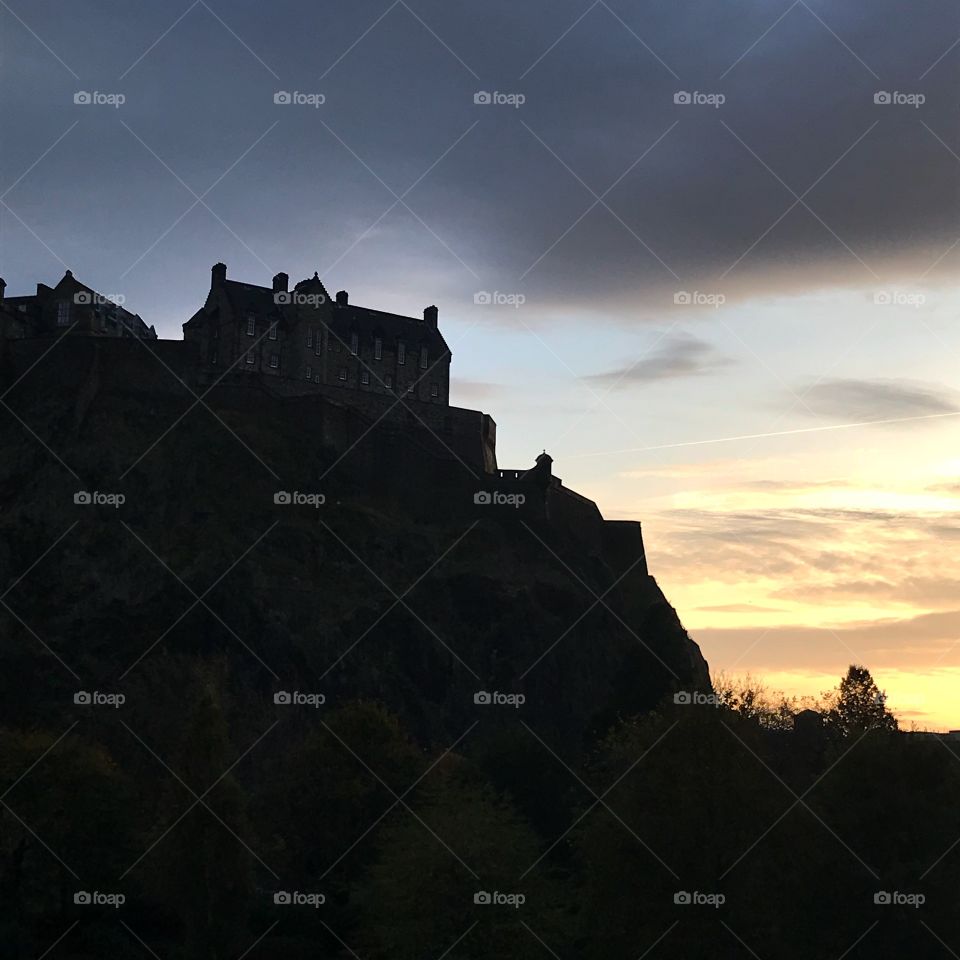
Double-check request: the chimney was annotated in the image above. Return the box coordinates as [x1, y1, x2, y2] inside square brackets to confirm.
[424, 305, 438, 328]
[211, 262, 227, 289]
[273, 272, 288, 293]
[336, 290, 348, 306]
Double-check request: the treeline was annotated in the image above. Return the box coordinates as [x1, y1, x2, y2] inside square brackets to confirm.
[2, 664, 958, 959]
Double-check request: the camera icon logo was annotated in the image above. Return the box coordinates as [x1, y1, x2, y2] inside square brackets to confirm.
[74, 891, 92, 904]
[474, 491, 492, 505]
[474, 91, 492, 105]
[274, 691, 292, 705]
[274, 891, 291, 904]
[474, 291, 492, 305]
[74, 91, 92, 105]
[274, 291, 292, 305]
[874, 891, 891, 904]
[674, 891, 691, 905]
[274, 91, 292, 105]
[474, 891, 492, 904]
[274, 491, 292, 505]
[673, 291, 692, 305]
[874, 91, 891, 105]
[674, 91, 692, 104]
[74, 691, 92, 705]
[73, 291, 93, 305]
[673, 692, 692, 705]
[474, 691, 492, 705]
[74, 491, 92, 505]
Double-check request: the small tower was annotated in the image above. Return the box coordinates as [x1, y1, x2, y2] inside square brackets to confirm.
[534, 450, 553, 479]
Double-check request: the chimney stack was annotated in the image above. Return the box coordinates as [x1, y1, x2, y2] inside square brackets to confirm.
[211, 262, 227, 289]
[336, 290, 349, 306]
[424, 305, 438, 328]
[273, 272, 288, 293]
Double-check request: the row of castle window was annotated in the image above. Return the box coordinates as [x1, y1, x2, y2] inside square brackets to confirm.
[244, 316, 428, 368]
[304, 363, 440, 397]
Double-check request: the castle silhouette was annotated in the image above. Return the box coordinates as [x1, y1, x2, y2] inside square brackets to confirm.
[0, 264, 648, 573]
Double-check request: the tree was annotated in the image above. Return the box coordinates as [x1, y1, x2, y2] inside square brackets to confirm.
[824, 665, 898, 737]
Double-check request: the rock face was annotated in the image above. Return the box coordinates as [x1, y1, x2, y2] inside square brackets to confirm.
[0, 340, 709, 754]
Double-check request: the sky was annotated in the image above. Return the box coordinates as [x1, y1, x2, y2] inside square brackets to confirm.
[1, 0, 958, 729]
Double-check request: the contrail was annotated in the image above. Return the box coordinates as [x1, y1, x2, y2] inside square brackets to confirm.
[569, 410, 960, 458]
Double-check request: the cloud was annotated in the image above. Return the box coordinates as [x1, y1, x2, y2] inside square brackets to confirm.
[798, 378, 959, 423]
[583, 334, 732, 387]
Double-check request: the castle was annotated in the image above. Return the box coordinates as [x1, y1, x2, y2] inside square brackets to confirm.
[0, 264, 649, 575]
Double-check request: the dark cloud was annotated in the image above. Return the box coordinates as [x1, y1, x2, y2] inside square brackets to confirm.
[798, 378, 959, 422]
[583, 334, 731, 386]
[1, 0, 958, 332]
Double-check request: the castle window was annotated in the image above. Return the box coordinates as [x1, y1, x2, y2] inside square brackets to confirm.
[245, 350, 255, 365]
[268, 324, 277, 341]
[269, 353, 279, 368]
[211, 351, 218, 365]
[374, 337, 382, 360]
[431, 382, 439, 398]
[397, 340, 406, 365]
[361, 370, 370, 385]
[306, 365, 312, 380]
[338, 367, 347, 381]
[406, 384, 414, 396]
[385, 374, 394, 389]
[350, 332, 358, 355]
[213, 325, 219, 339]
[420, 346, 428, 370]
[246, 314, 256, 336]
[314, 374, 320, 384]
[307, 329, 313, 348]
[57, 302, 70, 326]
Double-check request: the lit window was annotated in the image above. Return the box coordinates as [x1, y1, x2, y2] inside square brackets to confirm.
[246, 314, 256, 336]
[268, 324, 277, 341]
[385, 374, 394, 389]
[420, 346, 428, 370]
[307, 329, 313, 348]
[270, 353, 279, 368]
[350, 332, 358, 355]
[245, 351, 255, 364]
[306, 365, 312, 380]
[57, 302, 70, 326]
[361, 370, 370, 385]
[397, 341, 406, 365]
[431, 382, 439, 397]
[374, 337, 382, 360]
[338, 367, 347, 381]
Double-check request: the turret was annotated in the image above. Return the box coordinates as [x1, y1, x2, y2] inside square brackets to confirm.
[211, 262, 227, 289]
